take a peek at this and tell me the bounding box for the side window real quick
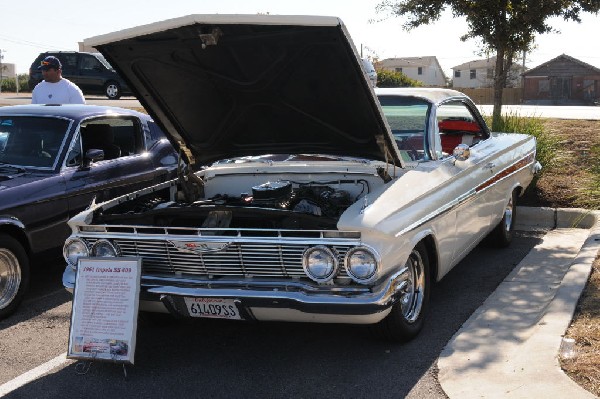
[147,121,168,149]
[59,54,78,74]
[437,101,488,156]
[65,134,82,167]
[66,117,144,165]
[80,55,103,71]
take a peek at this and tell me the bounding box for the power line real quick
[0,33,65,50]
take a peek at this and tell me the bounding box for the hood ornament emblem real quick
[168,241,231,254]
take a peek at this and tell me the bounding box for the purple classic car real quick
[0,105,177,318]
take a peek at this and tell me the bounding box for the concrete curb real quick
[516,206,599,230]
[438,206,600,398]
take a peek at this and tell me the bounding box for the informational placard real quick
[67,257,141,364]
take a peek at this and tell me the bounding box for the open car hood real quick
[84,15,402,167]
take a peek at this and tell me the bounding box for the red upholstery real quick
[438,119,481,133]
[440,135,462,154]
[439,119,481,154]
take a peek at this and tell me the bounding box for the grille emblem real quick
[168,241,231,254]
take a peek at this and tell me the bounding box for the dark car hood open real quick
[84,15,402,167]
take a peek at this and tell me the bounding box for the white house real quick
[452,57,524,88]
[378,56,447,87]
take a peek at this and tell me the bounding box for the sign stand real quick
[67,257,142,367]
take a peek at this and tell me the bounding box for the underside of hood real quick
[85,15,401,167]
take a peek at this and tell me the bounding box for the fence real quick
[458,88,523,105]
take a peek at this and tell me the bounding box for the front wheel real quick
[104,81,122,100]
[371,242,430,342]
[0,234,30,319]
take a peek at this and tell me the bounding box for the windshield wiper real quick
[0,162,26,173]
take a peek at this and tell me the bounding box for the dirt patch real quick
[561,259,600,397]
[520,119,600,208]
[532,118,600,396]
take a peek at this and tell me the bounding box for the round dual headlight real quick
[302,246,338,283]
[63,238,90,268]
[345,247,379,284]
[91,239,119,257]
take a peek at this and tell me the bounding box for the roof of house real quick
[522,54,600,76]
[452,57,497,70]
[379,56,439,68]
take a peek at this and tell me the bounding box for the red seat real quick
[439,119,481,154]
[438,119,481,133]
[440,135,462,154]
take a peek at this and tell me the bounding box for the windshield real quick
[0,116,70,168]
[377,95,431,161]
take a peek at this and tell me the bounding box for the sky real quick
[1,0,599,77]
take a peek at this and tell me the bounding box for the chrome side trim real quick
[0,217,25,230]
[395,152,536,237]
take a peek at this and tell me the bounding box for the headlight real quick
[91,239,119,257]
[302,246,338,283]
[63,238,90,269]
[345,247,379,284]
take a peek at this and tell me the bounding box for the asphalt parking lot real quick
[0,231,543,399]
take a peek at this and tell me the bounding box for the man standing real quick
[31,56,85,104]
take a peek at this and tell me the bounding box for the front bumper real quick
[63,266,409,324]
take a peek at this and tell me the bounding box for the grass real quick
[485,112,562,174]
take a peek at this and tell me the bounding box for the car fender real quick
[0,216,30,252]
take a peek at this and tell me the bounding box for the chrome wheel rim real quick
[400,249,425,323]
[0,249,21,310]
[106,84,119,98]
[503,195,514,233]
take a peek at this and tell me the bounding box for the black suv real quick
[28,51,132,99]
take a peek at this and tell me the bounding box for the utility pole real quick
[0,49,4,94]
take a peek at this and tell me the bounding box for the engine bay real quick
[97,178,373,230]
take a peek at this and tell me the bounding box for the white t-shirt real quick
[31,78,86,104]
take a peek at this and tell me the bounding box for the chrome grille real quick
[91,238,354,279]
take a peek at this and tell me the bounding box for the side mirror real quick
[81,149,104,169]
[453,143,471,161]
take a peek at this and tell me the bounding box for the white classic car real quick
[62,14,540,341]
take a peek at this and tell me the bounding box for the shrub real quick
[376,70,423,88]
[0,74,31,93]
[484,112,559,173]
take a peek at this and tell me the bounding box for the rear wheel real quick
[104,81,121,99]
[371,242,430,342]
[0,234,30,319]
[489,189,518,248]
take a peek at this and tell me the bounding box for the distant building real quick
[0,62,16,79]
[522,54,600,105]
[452,57,524,89]
[378,56,447,87]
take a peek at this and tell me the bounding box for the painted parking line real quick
[0,353,73,397]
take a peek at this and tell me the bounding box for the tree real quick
[377,69,424,87]
[376,0,600,130]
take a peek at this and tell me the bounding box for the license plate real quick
[183,297,242,320]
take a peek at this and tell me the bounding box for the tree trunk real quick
[492,48,505,131]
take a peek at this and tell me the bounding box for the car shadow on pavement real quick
[2,232,543,399]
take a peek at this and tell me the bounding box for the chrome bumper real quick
[63,266,409,323]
